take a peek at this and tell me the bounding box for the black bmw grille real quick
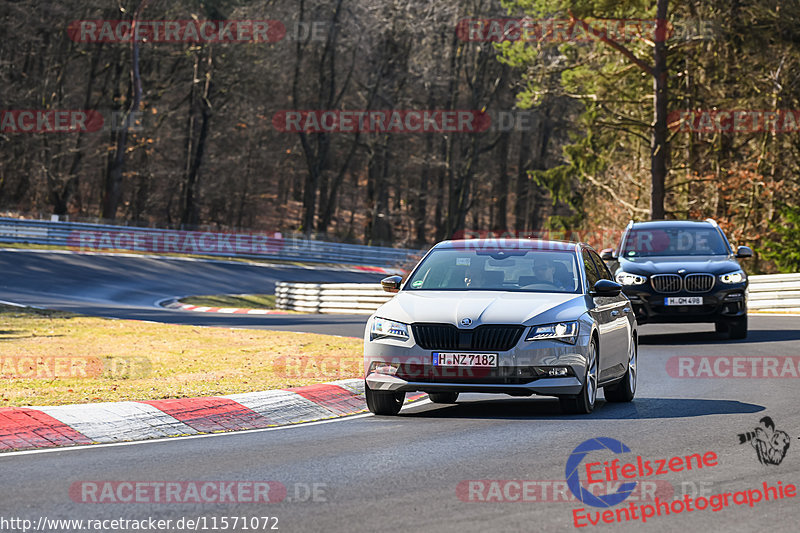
[651,274,681,293]
[684,273,715,293]
[411,324,524,351]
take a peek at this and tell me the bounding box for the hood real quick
[373,290,586,326]
[617,255,742,276]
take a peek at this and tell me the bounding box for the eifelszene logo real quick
[566,437,719,508]
[566,437,637,508]
[738,417,790,466]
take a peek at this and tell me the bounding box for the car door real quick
[588,249,631,380]
[581,249,622,381]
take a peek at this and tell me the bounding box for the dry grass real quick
[179,294,278,309]
[0,305,363,407]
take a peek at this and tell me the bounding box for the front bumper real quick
[364,334,591,397]
[623,284,747,324]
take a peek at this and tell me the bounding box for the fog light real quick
[532,366,572,377]
[370,362,399,376]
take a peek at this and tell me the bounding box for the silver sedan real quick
[363,239,638,415]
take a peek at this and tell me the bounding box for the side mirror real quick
[600,248,616,261]
[736,246,753,259]
[381,275,403,293]
[591,279,622,297]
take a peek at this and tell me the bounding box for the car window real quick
[582,250,601,290]
[589,250,613,281]
[405,248,580,293]
[621,226,730,257]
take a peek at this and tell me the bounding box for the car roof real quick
[435,239,581,252]
[629,219,716,230]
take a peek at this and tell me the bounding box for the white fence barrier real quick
[275,282,395,315]
[276,274,800,315]
[748,274,800,312]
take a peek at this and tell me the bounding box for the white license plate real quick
[664,296,703,306]
[432,353,498,367]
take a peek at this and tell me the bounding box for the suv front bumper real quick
[623,284,747,324]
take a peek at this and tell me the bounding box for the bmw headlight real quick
[615,272,647,286]
[719,270,746,284]
[370,317,409,341]
[526,321,579,344]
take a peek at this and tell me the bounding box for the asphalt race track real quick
[0,249,381,337]
[1,249,799,532]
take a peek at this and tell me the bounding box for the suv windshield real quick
[621,226,730,257]
[405,249,580,293]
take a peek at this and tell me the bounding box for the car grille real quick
[684,273,715,293]
[411,324,524,352]
[650,274,682,293]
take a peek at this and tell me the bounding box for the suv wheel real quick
[560,339,597,414]
[365,382,405,415]
[605,336,637,402]
[728,316,748,340]
[429,392,459,404]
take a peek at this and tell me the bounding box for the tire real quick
[728,316,748,339]
[365,383,405,415]
[560,338,598,415]
[428,392,459,404]
[604,336,637,403]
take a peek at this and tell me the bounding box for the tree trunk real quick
[650,0,669,220]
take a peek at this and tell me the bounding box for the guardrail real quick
[0,217,422,268]
[276,274,800,315]
[748,274,800,312]
[275,282,394,315]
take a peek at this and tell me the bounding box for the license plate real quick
[664,296,703,306]
[432,353,498,367]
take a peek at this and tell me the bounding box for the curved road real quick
[1,249,799,532]
[0,249,382,337]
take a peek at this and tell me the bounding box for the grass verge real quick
[0,305,362,407]
[178,294,278,309]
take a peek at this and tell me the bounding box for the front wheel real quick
[365,383,405,415]
[560,339,598,415]
[428,392,459,404]
[728,316,748,340]
[604,336,637,403]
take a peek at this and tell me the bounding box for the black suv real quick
[601,219,752,339]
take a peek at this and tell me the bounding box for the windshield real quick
[405,249,581,293]
[621,227,730,257]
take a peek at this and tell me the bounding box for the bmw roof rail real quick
[704,218,719,227]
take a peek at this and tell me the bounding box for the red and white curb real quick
[166,301,290,315]
[0,379,424,452]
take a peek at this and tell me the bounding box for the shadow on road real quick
[639,329,800,345]
[401,397,764,420]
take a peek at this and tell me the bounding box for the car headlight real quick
[370,317,409,341]
[719,270,746,284]
[526,321,579,344]
[615,272,647,286]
